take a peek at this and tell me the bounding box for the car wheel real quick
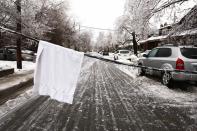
[138,64,145,76]
[114,56,116,60]
[195,82,197,86]
[162,72,173,88]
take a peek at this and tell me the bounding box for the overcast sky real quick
[69,0,125,32]
[69,0,197,39]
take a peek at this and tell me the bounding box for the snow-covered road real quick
[0,57,197,131]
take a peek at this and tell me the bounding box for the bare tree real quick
[115,0,197,50]
[77,31,92,52]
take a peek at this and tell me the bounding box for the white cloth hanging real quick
[34,41,84,104]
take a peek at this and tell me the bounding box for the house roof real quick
[138,6,197,45]
[178,5,197,26]
[138,35,168,44]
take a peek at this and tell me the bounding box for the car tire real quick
[162,72,174,88]
[114,56,116,60]
[3,54,6,60]
[138,64,145,76]
[195,82,197,86]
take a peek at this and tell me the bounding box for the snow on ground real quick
[103,53,139,65]
[115,64,197,106]
[0,88,35,118]
[0,57,98,118]
[0,60,35,74]
[115,64,138,79]
[115,63,197,121]
[80,57,98,73]
[87,52,103,57]
[1,56,197,122]
[138,76,197,105]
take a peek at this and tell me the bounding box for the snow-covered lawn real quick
[0,60,35,74]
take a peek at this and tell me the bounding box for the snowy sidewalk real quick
[0,70,34,92]
[0,70,34,104]
[0,61,35,104]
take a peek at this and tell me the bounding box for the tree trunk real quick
[16,0,22,69]
[132,32,138,56]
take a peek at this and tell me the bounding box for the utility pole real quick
[16,0,22,69]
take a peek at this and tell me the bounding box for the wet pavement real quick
[0,58,197,131]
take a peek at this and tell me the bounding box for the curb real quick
[0,68,14,78]
[0,77,33,104]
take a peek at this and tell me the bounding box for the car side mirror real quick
[143,54,148,57]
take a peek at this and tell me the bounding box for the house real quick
[138,23,174,51]
[139,5,197,51]
[170,5,197,46]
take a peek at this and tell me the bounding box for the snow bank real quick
[138,76,197,104]
[0,60,35,74]
[115,64,197,121]
[88,52,103,57]
[115,64,138,79]
[115,63,197,106]
[80,57,98,73]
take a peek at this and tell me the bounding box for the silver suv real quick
[138,45,197,87]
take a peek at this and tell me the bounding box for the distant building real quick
[139,5,197,51]
[159,24,173,36]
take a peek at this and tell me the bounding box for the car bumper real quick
[171,72,197,81]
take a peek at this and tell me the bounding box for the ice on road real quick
[0,57,197,131]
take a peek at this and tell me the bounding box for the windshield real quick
[180,48,197,59]
[119,50,129,54]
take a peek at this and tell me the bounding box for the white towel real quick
[34,41,84,104]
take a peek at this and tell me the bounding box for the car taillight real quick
[176,58,184,70]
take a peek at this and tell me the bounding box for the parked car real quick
[100,50,109,56]
[0,48,17,61]
[0,47,34,61]
[114,50,132,60]
[138,45,197,87]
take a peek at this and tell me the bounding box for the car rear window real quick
[180,48,197,59]
[120,51,129,54]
